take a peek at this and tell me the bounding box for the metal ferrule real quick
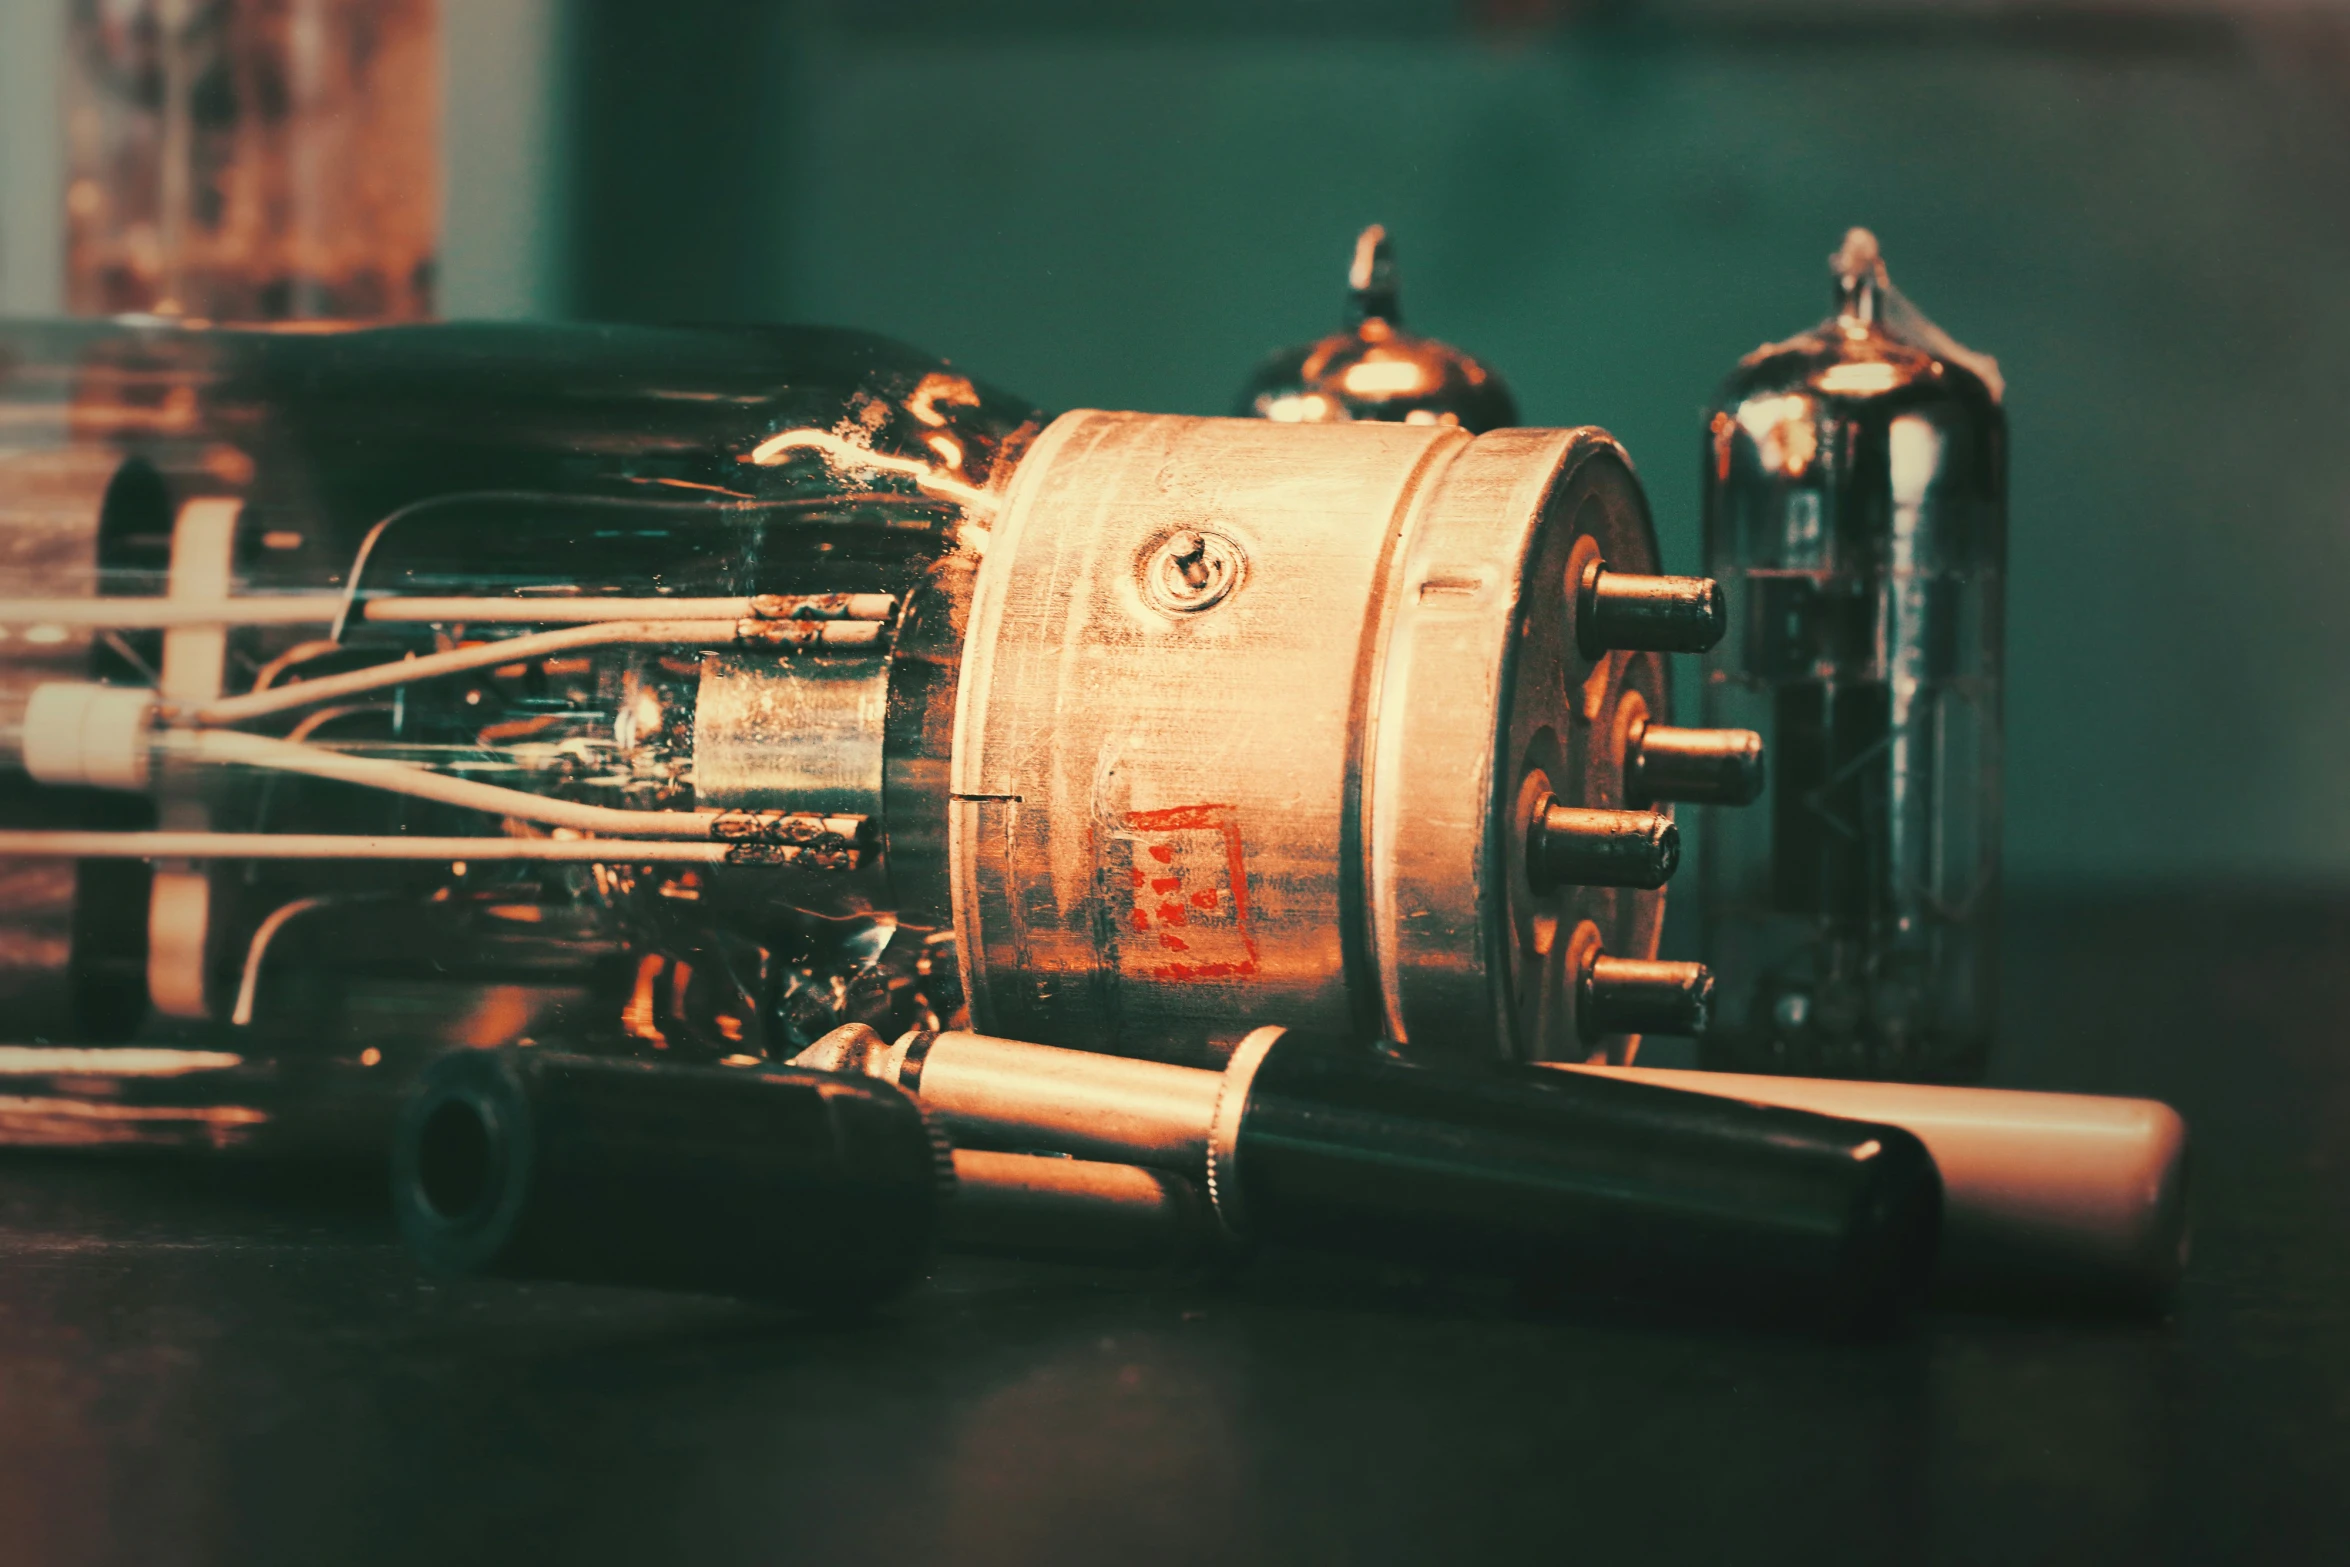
[793,1021,1286,1241]
[890,1029,1227,1171]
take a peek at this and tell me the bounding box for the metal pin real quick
[1582,953,1715,1038]
[1576,558,1727,658]
[1527,797,1678,891]
[1626,721,1765,806]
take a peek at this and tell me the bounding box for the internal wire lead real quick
[0,832,746,863]
[0,591,897,634]
[191,619,741,725]
[158,729,864,844]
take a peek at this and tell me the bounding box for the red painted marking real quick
[1111,803,1261,983]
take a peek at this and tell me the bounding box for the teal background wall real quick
[8,0,2350,893]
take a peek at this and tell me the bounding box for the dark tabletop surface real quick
[1,890,2344,1566]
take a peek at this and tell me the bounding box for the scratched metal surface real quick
[0,891,2342,1566]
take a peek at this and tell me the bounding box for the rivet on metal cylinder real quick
[1527,797,1679,891]
[1576,557,1727,658]
[1582,953,1715,1039]
[1626,719,1766,807]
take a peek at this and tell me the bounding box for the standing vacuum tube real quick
[1698,229,2006,1081]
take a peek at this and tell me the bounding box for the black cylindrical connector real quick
[1229,1040,1942,1331]
[1626,722,1765,807]
[1528,799,1679,891]
[1577,558,1728,658]
[392,1049,949,1308]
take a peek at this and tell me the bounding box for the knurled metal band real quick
[1204,1026,1286,1242]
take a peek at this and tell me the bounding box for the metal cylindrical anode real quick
[692,654,891,818]
[952,413,1679,1067]
[392,1049,949,1307]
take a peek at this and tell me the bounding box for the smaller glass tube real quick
[1697,233,2006,1081]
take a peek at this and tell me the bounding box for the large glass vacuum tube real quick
[0,315,1745,1150]
[1698,230,2006,1081]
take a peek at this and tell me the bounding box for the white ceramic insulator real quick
[20,683,158,790]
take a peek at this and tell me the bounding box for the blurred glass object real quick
[64,0,439,322]
[1698,229,2005,1082]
